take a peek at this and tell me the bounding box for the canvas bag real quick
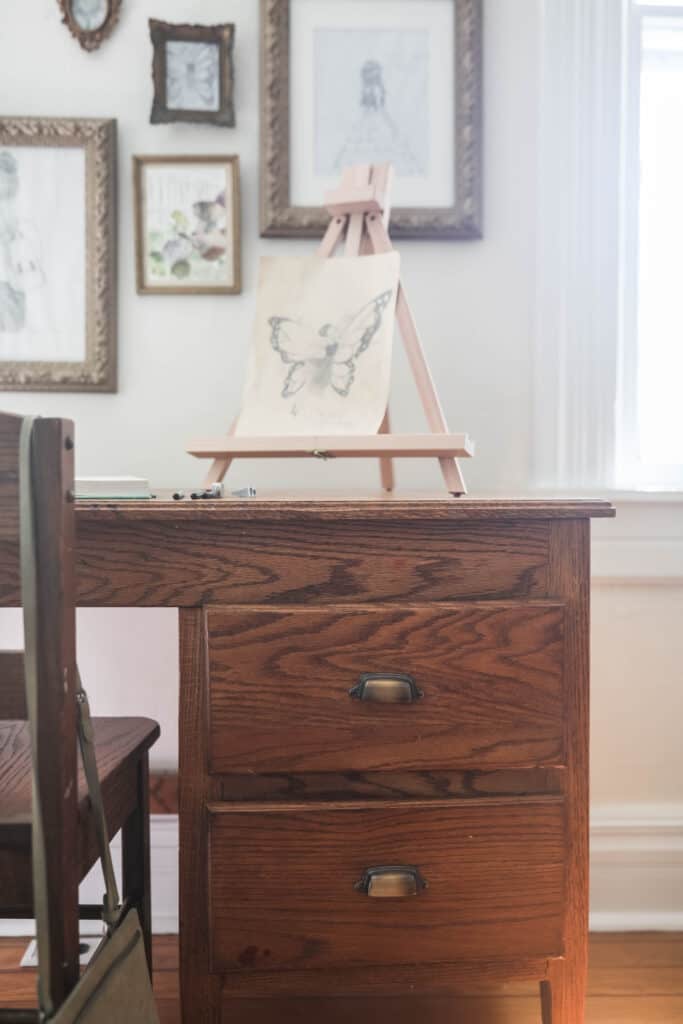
[20,417,159,1024]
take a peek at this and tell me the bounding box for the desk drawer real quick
[208,797,566,974]
[206,603,565,773]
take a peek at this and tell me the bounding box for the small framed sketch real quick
[260,0,482,239]
[58,0,123,51]
[0,117,117,392]
[134,155,241,295]
[149,20,235,127]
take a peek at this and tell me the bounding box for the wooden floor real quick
[1,933,682,1022]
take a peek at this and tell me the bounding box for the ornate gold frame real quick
[133,154,242,296]
[0,117,117,392]
[57,0,123,53]
[260,0,483,240]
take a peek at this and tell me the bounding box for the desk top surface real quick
[74,491,615,523]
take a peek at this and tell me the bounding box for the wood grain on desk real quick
[72,490,616,522]
[207,797,566,976]
[0,494,613,609]
[206,602,566,773]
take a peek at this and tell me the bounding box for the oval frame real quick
[58,0,123,52]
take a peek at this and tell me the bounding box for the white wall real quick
[0,0,541,765]
[0,0,538,494]
[1,0,681,927]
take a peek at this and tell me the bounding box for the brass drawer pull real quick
[349,673,423,704]
[354,866,428,898]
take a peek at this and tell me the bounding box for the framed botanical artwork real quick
[133,155,241,295]
[0,117,117,392]
[57,0,123,51]
[260,0,482,240]
[149,20,236,127]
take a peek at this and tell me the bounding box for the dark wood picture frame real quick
[57,0,123,52]
[0,117,117,392]
[133,154,242,296]
[149,19,236,127]
[260,0,483,240]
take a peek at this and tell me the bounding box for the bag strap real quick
[20,417,121,1020]
[75,675,121,928]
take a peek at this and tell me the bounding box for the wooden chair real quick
[0,411,159,1019]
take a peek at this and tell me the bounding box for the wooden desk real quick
[0,494,614,1023]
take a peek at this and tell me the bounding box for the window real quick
[619,0,683,489]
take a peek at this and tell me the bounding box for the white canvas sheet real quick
[237,252,400,436]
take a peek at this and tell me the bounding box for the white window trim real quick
[534,0,626,491]
[617,2,683,491]
[534,0,683,495]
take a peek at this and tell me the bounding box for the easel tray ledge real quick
[186,434,474,461]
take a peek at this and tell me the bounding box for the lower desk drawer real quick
[208,797,566,975]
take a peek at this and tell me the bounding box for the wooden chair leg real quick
[122,754,152,978]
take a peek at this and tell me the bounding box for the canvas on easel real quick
[237,251,399,437]
[187,163,473,495]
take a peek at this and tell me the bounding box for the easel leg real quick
[318,214,346,258]
[202,418,238,488]
[439,457,466,496]
[378,409,395,491]
[203,456,233,488]
[365,215,467,496]
[341,173,396,494]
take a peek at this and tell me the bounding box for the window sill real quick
[602,490,683,504]
[481,489,683,583]
[591,496,683,584]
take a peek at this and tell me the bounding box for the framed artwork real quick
[0,117,117,392]
[133,155,241,295]
[260,0,482,240]
[149,20,236,127]
[58,0,123,51]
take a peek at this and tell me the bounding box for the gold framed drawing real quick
[0,116,117,392]
[260,0,483,240]
[133,155,241,296]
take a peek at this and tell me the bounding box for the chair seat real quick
[0,717,159,914]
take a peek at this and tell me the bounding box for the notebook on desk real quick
[74,477,152,500]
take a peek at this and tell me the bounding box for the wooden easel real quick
[188,163,473,495]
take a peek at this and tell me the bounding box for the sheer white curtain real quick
[533,0,627,489]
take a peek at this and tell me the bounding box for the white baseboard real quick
[589,805,683,931]
[3,807,682,938]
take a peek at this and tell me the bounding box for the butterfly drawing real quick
[268,289,394,400]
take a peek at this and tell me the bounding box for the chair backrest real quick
[0,410,80,1007]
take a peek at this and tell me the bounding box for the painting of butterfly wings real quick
[237,253,400,437]
[268,288,394,400]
